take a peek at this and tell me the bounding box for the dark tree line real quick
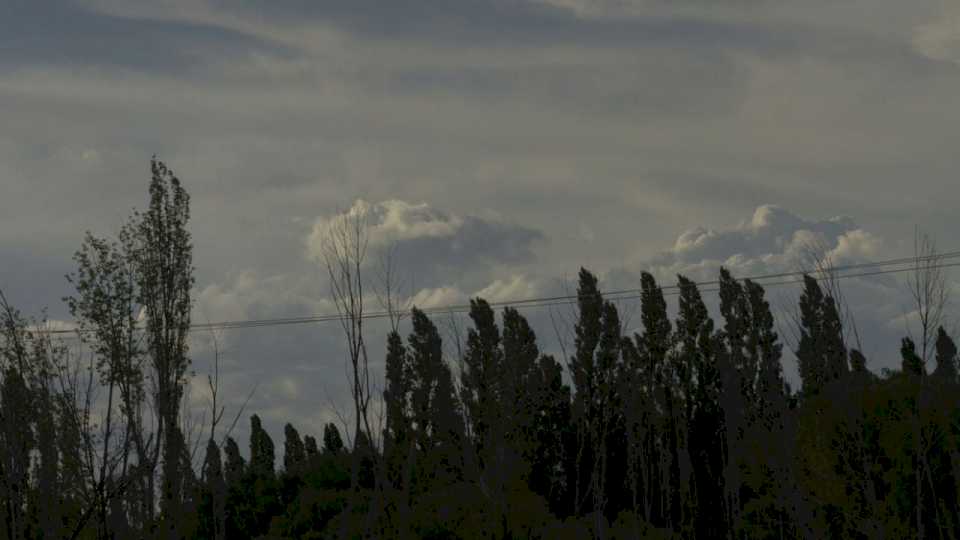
[1,160,959,538]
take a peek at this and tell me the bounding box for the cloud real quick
[307,200,463,254]
[4,0,960,453]
[78,0,938,73]
[646,204,864,275]
[306,199,545,291]
[604,205,952,383]
[403,274,544,309]
[475,275,543,303]
[1,1,292,73]
[410,286,467,309]
[913,4,960,64]
[195,270,331,324]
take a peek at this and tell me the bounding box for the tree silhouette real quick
[7,158,960,538]
[284,423,306,473]
[323,423,345,456]
[933,327,958,382]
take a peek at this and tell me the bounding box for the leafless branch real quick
[906,228,949,366]
[220,383,258,447]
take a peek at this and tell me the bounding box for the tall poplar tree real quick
[796,275,848,397]
[676,275,725,537]
[568,268,623,531]
[133,158,195,531]
[407,308,463,488]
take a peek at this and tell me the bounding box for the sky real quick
[2,0,960,451]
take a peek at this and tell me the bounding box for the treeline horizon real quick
[1,160,958,539]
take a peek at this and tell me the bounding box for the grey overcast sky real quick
[2,0,959,447]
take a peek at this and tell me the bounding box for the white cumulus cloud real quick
[607,205,943,379]
[305,199,544,292]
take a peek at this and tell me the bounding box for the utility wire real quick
[41,250,960,338]
[183,252,960,330]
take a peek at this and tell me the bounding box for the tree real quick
[901,337,925,378]
[460,298,502,476]
[1,290,96,539]
[304,435,319,457]
[933,327,958,382]
[715,267,751,533]
[499,306,545,476]
[223,437,245,487]
[566,268,623,535]
[740,279,794,537]
[64,230,146,536]
[0,309,36,540]
[850,349,869,375]
[319,202,376,492]
[567,268,603,519]
[382,329,413,503]
[796,275,848,398]
[222,436,252,538]
[675,275,724,537]
[407,307,463,487]
[284,423,306,472]
[636,271,680,531]
[250,414,276,478]
[247,415,279,537]
[457,300,547,535]
[132,158,195,533]
[744,279,787,419]
[528,353,572,517]
[201,439,226,540]
[906,230,949,368]
[323,423,345,455]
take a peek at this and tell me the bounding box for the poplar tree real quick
[460,298,502,479]
[716,268,749,532]
[201,439,226,540]
[676,275,724,537]
[796,275,848,397]
[528,353,571,516]
[223,437,245,487]
[500,306,544,477]
[284,424,306,472]
[407,308,463,487]
[933,327,958,382]
[250,414,276,478]
[568,268,623,531]
[323,423,345,456]
[638,271,679,530]
[133,158,195,531]
[304,435,319,457]
[901,337,925,377]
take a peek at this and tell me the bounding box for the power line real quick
[41,250,960,338]
[172,251,960,330]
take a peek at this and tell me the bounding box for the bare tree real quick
[906,229,949,368]
[901,229,951,540]
[319,204,377,494]
[373,241,411,335]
